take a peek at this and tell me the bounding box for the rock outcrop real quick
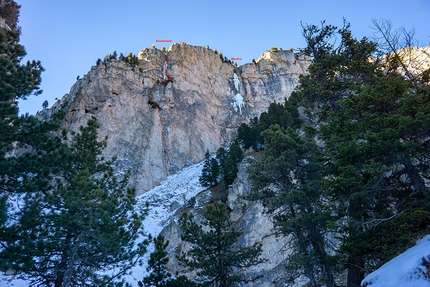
[158,157,292,287]
[38,43,310,194]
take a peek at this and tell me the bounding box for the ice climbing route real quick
[232,93,244,114]
[232,73,245,114]
[144,53,173,175]
[233,73,240,90]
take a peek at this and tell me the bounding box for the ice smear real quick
[233,73,240,90]
[232,93,245,114]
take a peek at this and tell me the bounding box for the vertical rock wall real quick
[39,43,311,194]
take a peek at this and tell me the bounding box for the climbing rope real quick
[145,54,173,175]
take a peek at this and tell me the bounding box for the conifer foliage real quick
[237,100,302,151]
[142,235,172,287]
[199,142,244,188]
[1,120,148,287]
[141,235,196,287]
[296,19,430,287]
[247,125,336,287]
[178,201,264,287]
[244,19,430,287]
[199,150,219,188]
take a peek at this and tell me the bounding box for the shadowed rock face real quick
[159,158,294,287]
[39,43,311,195]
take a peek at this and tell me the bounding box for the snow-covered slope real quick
[125,160,206,284]
[361,235,430,287]
[0,161,206,287]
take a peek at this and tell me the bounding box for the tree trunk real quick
[346,197,365,287]
[347,261,364,287]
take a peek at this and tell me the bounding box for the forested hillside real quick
[236,20,430,287]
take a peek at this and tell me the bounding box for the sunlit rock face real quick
[38,43,311,194]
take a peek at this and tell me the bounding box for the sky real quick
[16,0,430,115]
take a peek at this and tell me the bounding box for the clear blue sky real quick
[16,0,430,115]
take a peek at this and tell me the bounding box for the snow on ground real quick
[136,161,205,237]
[0,161,206,287]
[124,160,206,284]
[361,234,430,287]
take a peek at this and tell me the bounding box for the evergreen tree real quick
[248,125,336,287]
[178,201,264,287]
[0,0,52,256]
[237,121,260,150]
[294,19,430,286]
[227,140,243,165]
[199,150,219,187]
[1,120,149,287]
[237,99,302,151]
[141,235,196,287]
[217,142,243,186]
[141,235,172,287]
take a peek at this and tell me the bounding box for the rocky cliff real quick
[39,43,310,194]
[159,158,294,287]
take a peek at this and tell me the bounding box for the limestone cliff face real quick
[39,43,310,194]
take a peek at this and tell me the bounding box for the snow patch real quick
[361,234,430,287]
[123,160,205,285]
[1,161,206,287]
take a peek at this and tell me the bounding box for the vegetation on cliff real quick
[241,19,430,287]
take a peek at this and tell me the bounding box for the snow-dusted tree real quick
[1,120,149,287]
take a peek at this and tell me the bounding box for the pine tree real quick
[1,120,149,287]
[294,19,430,286]
[227,140,243,165]
[216,142,242,187]
[237,99,302,151]
[178,201,265,287]
[141,235,172,287]
[0,0,50,259]
[199,150,219,187]
[141,235,196,287]
[247,125,336,287]
[237,122,259,150]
